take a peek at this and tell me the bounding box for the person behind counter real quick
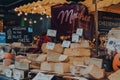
[32,32,52,53]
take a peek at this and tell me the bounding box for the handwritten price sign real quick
[46,42,55,50]
[76,28,83,36]
[62,40,71,48]
[47,29,57,37]
[72,33,79,42]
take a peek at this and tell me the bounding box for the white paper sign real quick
[106,37,120,52]
[72,33,79,42]
[46,42,55,50]
[62,40,71,48]
[59,55,67,61]
[13,70,21,80]
[5,69,12,77]
[32,72,54,80]
[76,28,83,36]
[47,29,57,37]
[0,49,5,59]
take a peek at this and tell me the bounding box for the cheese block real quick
[15,61,29,70]
[54,63,70,73]
[40,62,55,72]
[79,40,90,48]
[69,57,90,66]
[47,53,68,62]
[3,59,12,66]
[108,69,120,80]
[89,58,103,68]
[41,43,48,53]
[64,48,91,57]
[82,65,105,79]
[27,54,39,61]
[70,41,90,49]
[70,43,81,49]
[41,43,63,54]
[35,54,47,62]
[30,61,40,69]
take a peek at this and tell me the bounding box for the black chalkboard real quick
[5,27,33,43]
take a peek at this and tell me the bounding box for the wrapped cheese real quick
[70,41,90,49]
[69,57,90,66]
[35,54,47,62]
[15,61,29,70]
[40,62,55,72]
[81,65,105,79]
[27,54,39,61]
[108,69,120,80]
[64,48,91,57]
[54,63,70,73]
[47,53,68,62]
[88,58,103,68]
[41,43,63,54]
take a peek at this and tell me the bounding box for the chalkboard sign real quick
[5,27,33,43]
[0,32,6,43]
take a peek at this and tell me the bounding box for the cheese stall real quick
[0,0,120,80]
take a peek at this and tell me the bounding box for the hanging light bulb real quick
[29,20,32,24]
[24,18,27,21]
[40,17,43,20]
[49,15,52,18]
[17,13,21,16]
[25,13,28,15]
[46,15,49,18]
[19,12,22,15]
[33,20,37,23]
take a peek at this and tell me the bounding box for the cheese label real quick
[72,33,79,42]
[13,70,21,80]
[76,28,83,36]
[46,42,55,50]
[5,69,12,77]
[62,40,71,48]
[32,72,54,80]
[47,29,57,37]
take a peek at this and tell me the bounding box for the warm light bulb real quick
[25,13,28,15]
[46,15,49,18]
[40,17,43,20]
[24,18,27,21]
[34,20,37,23]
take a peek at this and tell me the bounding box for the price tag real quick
[72,33,79,42]
[32,72,54,80]
[76,28,83,36]
[46,42,55,50]
[47,29,57,37]
[13,70,21,80]
[62,40,71,48]
[5,69,12,77]
[0,49,5,59]
[106,37,120,52]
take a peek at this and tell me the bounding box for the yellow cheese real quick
[108,69,120,80]
[35,54,47,62]
[54,63,70,74]
[64,48,91,57]
[40,62,55,72]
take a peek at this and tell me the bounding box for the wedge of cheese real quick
[108,69,120,80]
[54,63,70,74]
[82,65,105,79]
[47,53,68,62]
[35,54,47,62]
[88,58,103,68]
[64,48,91,57]
[41,43,63,54]
[40,62,55,72]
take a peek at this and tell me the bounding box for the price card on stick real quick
[72,33,79,42]
[46,42,55,50]
[47,29,57,37]
[76,28,83,36]
[5,69,12,77]
[62,40,71,48]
